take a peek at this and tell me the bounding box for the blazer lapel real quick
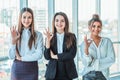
[53,34,58,54]
[63,33,66,52]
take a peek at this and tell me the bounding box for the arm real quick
[91,39,115,70]
[98,40,115,70]
[57,34,77,61]
[44,47,51,60]
[43,28,53,60]
[21,32,44,61]
[9,44,16,59]
[80,42,93,66]
[9,26,20,59]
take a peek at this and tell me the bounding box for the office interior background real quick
[0,0,120,80]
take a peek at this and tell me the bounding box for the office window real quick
[0,0,20,79]
[78,0,96,44]
[55,0,72,31]
[78,0,96,78]
[28,0,48,33]
[28,0,48,80]
[101,0,119,75]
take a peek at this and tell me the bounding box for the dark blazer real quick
[44,33,78,79]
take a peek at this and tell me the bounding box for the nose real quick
[25,18,28,21]
[58,21,61,25]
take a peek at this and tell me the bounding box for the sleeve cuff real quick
[11,44,16,49]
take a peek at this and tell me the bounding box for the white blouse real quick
[9,28,44,61]
[80,37,115,79]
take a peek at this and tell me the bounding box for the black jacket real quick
[44,33,78,79]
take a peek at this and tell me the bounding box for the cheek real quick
[98,28,102,31]
[90,28,94,32]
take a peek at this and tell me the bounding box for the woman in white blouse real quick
[80,14,115,80]
[9,7,43,80]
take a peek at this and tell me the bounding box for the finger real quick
[10,27,12,32]
[45,28,48,33]
[17,32,20,39]
[43,31,47,36]
[84,35,87,42]
[14,26,16,31]
[50,33,53,38]
[48,27,50,32]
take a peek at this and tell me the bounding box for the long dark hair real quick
[17,7,36,50]
[51,12,75,49]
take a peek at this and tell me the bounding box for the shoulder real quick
[35,31,43,38]
[102,37,113,44]
[102,37,112,42]
[66,32,76,38]
[35,31,42,36]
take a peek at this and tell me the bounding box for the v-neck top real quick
[80,37,115,79]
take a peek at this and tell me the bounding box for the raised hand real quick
[84,35,92,55]
[43,28,53,48]
[10,26,20,44]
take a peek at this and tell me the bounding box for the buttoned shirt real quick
[9,28,44,61]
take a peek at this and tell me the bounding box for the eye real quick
[55,19,59,22]
[92,25,96,28]
[28,16,32,19]
[23,16,26,19]
[61,19,65,22]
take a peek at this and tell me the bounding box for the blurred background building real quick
[0,0,120,80]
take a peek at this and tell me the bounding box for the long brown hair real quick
[17,7,36,49]
[51,12,75,48]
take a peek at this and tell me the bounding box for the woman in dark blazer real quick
[44,12,78,80]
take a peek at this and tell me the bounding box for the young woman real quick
[9,7,43,80]
[44,12,78,80]
[80,14,115,80]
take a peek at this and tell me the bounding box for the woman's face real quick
[21,11,32,28]
[89,21,102,36]
[55,15,65,33]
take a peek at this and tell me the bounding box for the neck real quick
[57,30,64,34]
[91,35,101,40]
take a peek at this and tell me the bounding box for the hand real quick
[15,51,21,61]
[10,26,20,44]
[44,27,53,41]
[84,35,92,55]
[50,50,58,59]
[43,28,53,48]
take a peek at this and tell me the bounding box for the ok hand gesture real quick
[84,35,92,55]
[10,26,20,44]
[44,28,53,48]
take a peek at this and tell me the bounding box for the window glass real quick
[0,0,20,79]
[101,0,119,75]
[55,0,72,31]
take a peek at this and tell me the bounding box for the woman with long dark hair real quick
[44,12,78,80]
[9,7,43,80]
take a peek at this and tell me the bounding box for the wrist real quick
[54,55,58,59]
[84,49,89,55]
[12,40,16,44]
